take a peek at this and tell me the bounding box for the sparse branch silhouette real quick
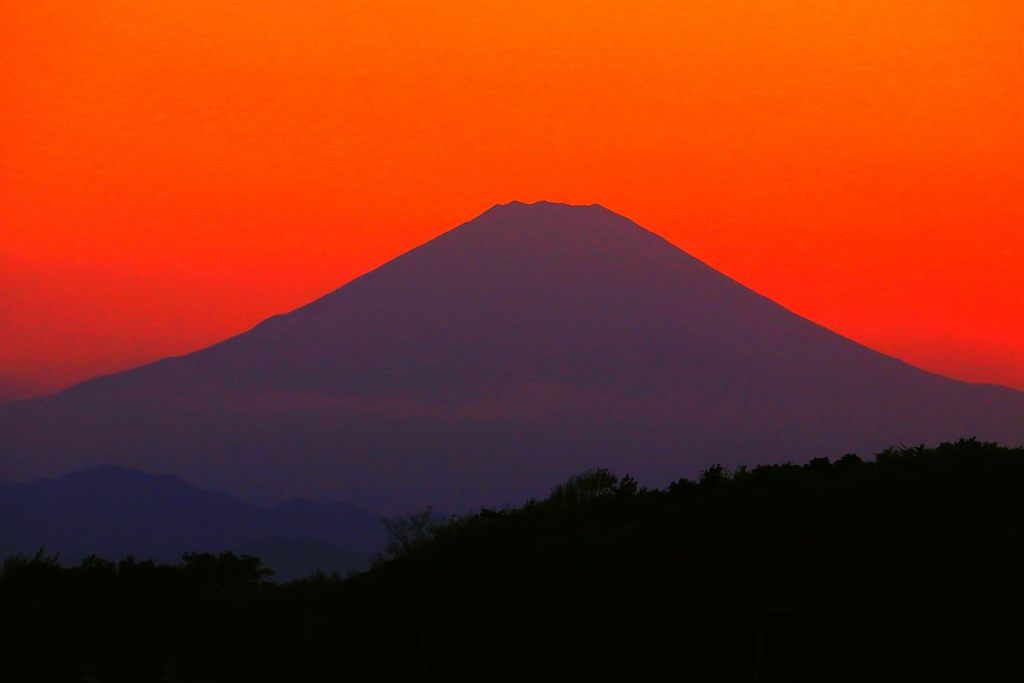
[374,505,440,565]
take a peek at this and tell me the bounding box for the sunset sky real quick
[2,0,1022,400]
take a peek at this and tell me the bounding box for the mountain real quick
[0,465,385,581]
[0,377,44,405]
[232,537,369,582]
[1,201,1022,512]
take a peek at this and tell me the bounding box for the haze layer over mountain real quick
[2,202,1022,511]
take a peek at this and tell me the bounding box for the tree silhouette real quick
[374,505,439,565]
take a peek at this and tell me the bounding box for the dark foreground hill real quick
[3,440,1022,682]
[0,466,386,581]
[2,202,1023,511]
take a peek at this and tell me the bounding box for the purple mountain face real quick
[2,201,1022,512]
[0,377,44,405]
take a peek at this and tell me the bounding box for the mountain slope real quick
[0,377,44,405]
[1,201,1022,511]
[0,465,384,580]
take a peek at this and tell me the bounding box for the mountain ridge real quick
[0,465,385,581]
[1,201,1021,512]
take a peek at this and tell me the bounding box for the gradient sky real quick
[2,1,1022,400]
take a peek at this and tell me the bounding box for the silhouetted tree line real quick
[3,438,1023,682]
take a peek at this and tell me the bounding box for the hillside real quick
[3,439,1022,682]
[1,202,1022,511]
[0,466,385,580]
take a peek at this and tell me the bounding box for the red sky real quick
[2,1,1023,400]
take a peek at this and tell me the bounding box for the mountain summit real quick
[2,202,1022,511]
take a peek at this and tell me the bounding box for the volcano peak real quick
[1,203,1021,512]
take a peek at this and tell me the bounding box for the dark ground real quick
[3,438,1022,682]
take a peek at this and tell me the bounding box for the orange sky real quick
[2,1,1023,399]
